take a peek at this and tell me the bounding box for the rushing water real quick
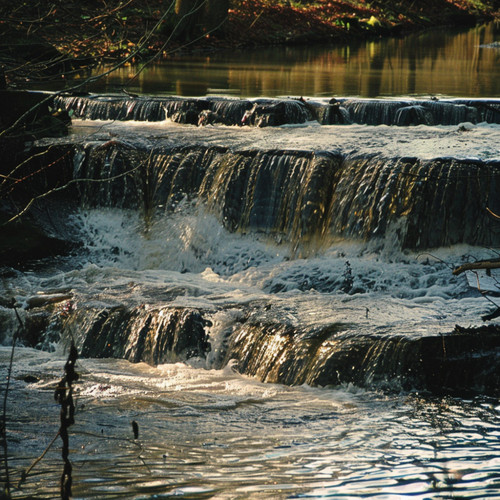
[2,194,500,498]
[86,22,500,98]
[2,24,500,499]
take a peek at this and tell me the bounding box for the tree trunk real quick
[175,0,228,40]
[204,0,229,36]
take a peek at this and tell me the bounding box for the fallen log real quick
[452,258,500,276]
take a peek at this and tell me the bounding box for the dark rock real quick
[198,109,227,126]
[241,100,309,127]
[19,374,40,383]
[0,90,70,139]
[171,108,200,125]
[0,221,75,267]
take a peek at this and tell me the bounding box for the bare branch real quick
[3,152,143,225]
[452,259,500,276]
[487,207,500,220]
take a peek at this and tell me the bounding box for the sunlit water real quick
[2,205,500,499]
[2,22,500,496]
[81,22,500,98]
[3,346,500,499]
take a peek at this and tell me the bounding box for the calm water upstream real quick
[86,22,500,98]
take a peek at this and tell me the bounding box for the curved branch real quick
[487,207,500,220]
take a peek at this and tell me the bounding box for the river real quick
[88,22,500,98]
[1,23,500,500]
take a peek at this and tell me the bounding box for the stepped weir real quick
[54,94,500,126]
[1,94,500,396]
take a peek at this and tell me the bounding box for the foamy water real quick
[72,117,500,161]
[2,112,500,497]
[2,344,499,499]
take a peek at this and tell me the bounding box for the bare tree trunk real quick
[175,0,228,40]
[204,0,229,36]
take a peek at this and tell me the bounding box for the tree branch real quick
[452,258,500,276]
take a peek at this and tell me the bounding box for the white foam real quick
[72,119,500,161]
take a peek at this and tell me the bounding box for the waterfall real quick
[2,93,499,399]
[54,94,500,125]
[63,304,210,364]
[11,294,500,396]
[342,100,480,126]
[217,320,500,394]
[71,140,500,250]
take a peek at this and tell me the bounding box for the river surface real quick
[2,346,500,499]
[86,22,500,98]
[2,23,500,500]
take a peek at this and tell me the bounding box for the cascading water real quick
[54,94,500,126]
[1,94,500,499]
[64,136,500,251]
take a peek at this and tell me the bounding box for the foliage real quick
[0,0,497,88]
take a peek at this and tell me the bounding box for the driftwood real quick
[26,293,73,309]
[452,258,500,276]
[453,253,500,321]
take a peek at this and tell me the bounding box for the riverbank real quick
[1,1,499,89]
[224,0,499,51]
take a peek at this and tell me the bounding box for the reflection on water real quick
[87,22,500,98]
[4,349,500,499]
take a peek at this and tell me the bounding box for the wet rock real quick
[301,98,350,125]
[165,98,210,124]
[18,374,40,383]
[20,310,51,347]
[0,221,75,267]
[170,107,200,125]
[241,99,309,127]
[198,109,227,126]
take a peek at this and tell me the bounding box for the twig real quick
[486,207,500,220]
[3,156,143,225]
[0,0,180,141]
[17,431,61,488]
[89,0,135,23]
[1,302,24,497]
[247,9,264,31]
